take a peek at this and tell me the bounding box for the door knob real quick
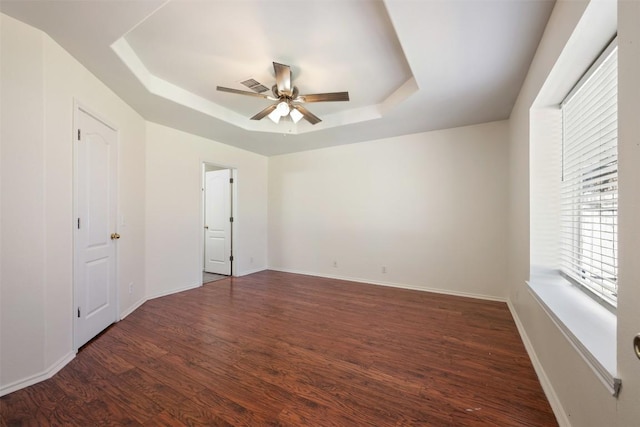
[204,226,209,229]
[110,233,121,240]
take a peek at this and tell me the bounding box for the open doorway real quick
[201,163,236,284]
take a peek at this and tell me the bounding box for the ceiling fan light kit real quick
[217,62,350,125]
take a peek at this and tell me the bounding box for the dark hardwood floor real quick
[1,271,557,426]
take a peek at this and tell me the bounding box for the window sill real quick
[527,267,620,397]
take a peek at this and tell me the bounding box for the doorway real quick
[202,163,235,283]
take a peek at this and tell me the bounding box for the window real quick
[528,14,619,395]
[560,40,618,307]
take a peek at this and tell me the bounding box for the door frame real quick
[200,161,237,282]
[72,100,120,351]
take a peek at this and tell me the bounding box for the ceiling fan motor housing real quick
[273,84,298,101]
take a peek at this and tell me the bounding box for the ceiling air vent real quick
[241,79,269,93]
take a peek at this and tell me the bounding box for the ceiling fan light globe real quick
[276,101,290,116]
[268,109,281,124]
[290,108,304,124]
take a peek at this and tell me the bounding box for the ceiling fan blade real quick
[273,62,292,95]
[297,92,350,103]
[250,104,278,120]
[293,105,322,125]
[217,86,271,99]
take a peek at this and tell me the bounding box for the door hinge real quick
[77,307,81,318]
[77,218,81,229]
[77,129,81,141]
[230,216,234,223]
[230,178,234,184]
[230,255,234,262]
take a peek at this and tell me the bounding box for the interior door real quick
[204,169,231,275]
[74,105,118,349]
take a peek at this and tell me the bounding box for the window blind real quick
[560,42,618,307]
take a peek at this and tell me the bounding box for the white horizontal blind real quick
[560,44,618,307]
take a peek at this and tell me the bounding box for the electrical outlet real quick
[382,266,387,274]
[333,261,338,268]
[128,282,134,294]
[250,257,254,264]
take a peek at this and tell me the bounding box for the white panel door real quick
[204,169,231,275]
[74,106,118,349]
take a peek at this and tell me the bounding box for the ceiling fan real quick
[217,62,350,125]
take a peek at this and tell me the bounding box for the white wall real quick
[508,0,640,425]
[0,14,147,394]
[145,122,268,298]
[1,12,46,392]
[268,121,509,300]
[0,13,268,395]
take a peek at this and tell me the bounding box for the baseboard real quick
[237,267,267,276]
[120,271,265,320]
[119,297,147,320]
[0,351,75,397]
[147,281,202,301]
[269,268,507,302]
[507,300,571,427]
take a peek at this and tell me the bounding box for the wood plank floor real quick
[1,271,557,426]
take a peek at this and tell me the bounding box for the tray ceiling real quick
[0,0,555,156]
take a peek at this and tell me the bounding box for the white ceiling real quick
[0,0,555,156]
